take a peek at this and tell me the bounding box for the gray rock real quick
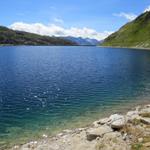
[109,114,126,129]
[126,111,139,122]
[93,118,110,127]
[140,117,150,125]
[99,118,110,125]
[86,125,112,141]
[139,107,150,117]
[122,133,128,140]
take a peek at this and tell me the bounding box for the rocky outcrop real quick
[10,104,150,150]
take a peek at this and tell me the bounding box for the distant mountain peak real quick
[64,36,100,46]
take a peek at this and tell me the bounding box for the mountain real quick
[101,11,150,48]
[64,36,100,46]
[0,26,77,46]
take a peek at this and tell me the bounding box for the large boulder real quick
[109,114,126,130]
[86,125,113,141]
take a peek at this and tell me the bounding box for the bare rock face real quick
[86,125,113,141]
[109,114,126,130]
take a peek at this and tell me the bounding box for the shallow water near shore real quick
[0,46,150,149]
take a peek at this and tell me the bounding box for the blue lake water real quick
[0,46,150,148]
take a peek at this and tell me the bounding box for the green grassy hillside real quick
[0,26,76,46]
[101,11,150,48]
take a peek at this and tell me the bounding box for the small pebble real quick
[122,133,127,140]
[14,145,19,149]
[138,138,143,143]
[42,134,48,138]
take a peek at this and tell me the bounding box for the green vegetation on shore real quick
[0,26,76,46]
[101,11,150,48]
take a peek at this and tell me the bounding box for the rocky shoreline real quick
[99,46,150,51]
[11,104,150,150]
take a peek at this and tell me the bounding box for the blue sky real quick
[1,0,150,40]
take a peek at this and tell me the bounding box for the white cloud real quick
[54,18,64,24]
[113,12,137,21]
[144,5,150,12]
[9,22,113,40]
[114,5,150,22]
